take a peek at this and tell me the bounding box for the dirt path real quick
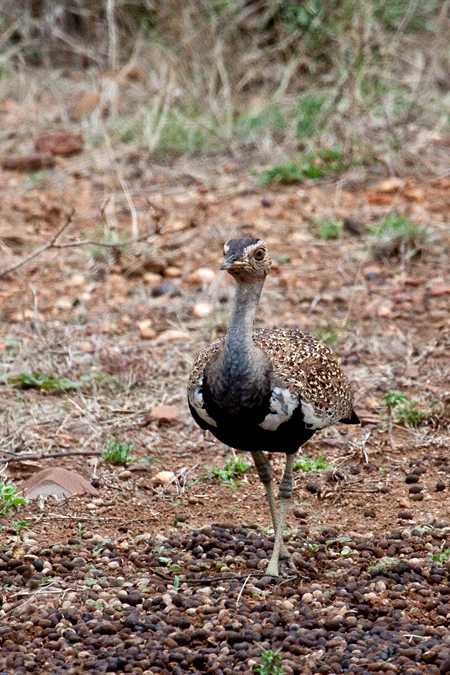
[1,146,450,673]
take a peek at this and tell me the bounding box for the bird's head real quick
[220,237,272,282]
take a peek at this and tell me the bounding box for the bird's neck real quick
[222,280,264,373]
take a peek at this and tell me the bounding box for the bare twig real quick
[0,207,154,278]
[0,210,75,278]
[0,450,101,464]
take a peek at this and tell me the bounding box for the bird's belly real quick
[198,408,315,454]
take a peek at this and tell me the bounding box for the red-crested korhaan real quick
[188,237,359,577]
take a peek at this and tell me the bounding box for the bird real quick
[187,236,359,577]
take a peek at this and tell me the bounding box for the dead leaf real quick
[2,153,55,171]
[71,90,100,120]
[35,130,84,155]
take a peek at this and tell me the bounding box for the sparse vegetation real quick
[254,650,285,675]
[261,148,349,185]
[367,557,399,573]
[294,455,331,472]
[370,214,429,259]
[0,481,28,518]
[205,454,250,487]
[100,438,134,466]
[432,549,450,563]
[314,220,343,241]
[7,372,81,392]
[383,391,426,427]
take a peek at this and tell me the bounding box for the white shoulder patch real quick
[301,400,334,430]
[258,387,298,431]
[188,386,218,428]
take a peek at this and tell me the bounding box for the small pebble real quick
[436,481,446,492]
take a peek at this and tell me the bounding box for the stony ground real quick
[2,94,450,674]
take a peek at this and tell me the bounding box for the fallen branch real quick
[0,210,154,278]
[0,210,75,278]
[0,450,101,464]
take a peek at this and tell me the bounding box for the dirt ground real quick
[2,116,450,674]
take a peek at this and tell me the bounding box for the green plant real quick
[315,220,342,241]
[260,148,349,185]
[367,557,398,572]
[77,522,86,538]
[0,482,28,517]
[205,454,250,487]
[100,437,134,466]
[12,520,33,534]
[253,649,285,675]
[432,549,450,563]
[383,391,425,427]
[370,213,429,259]
[173,575,180,590]
[7,372,81,392]
[293,455,331,472]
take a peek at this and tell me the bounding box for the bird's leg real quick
[265,453,295,578]
[251,451,289,560]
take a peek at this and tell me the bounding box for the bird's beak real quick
[220,257,240,271]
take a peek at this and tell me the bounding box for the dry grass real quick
[0,1,449,167]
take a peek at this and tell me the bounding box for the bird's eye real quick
[253,248,265,261]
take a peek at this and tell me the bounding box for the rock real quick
[376,177,404,193]
[145,405,180,425]
[188,268,216,284]
[343,217,362,236]
[153,471,175,485]
[398,510,413,520]
[2,152,55,171]
[151,280,181,297]
[364,510,376,518]
[436,481,446,492]
[20,467,98,500]
[143,272,162,285]
[35,130,84,155]
[164,266,182,278]
[139,327,157,340]
[193,302,213,318]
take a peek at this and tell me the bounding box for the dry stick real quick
[0,450,101,464]
[0,212,153,278]
[0,210,74,278]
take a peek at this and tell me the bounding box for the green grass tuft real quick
[205,454,250,487]
[314,219,342,240]
[101,438,134,466]
[383,391,426,427]
[261,148,350,185]
[7,372,81,392]
[294,455,331,472]
[253,650,285,675]
[370,213,429,259]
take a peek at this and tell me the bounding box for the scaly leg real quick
[251,451,290,560]
[265,453,295,577]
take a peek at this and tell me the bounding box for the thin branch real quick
[0,207,153,278]
[0,450,101,464]
[0,210,75,278]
